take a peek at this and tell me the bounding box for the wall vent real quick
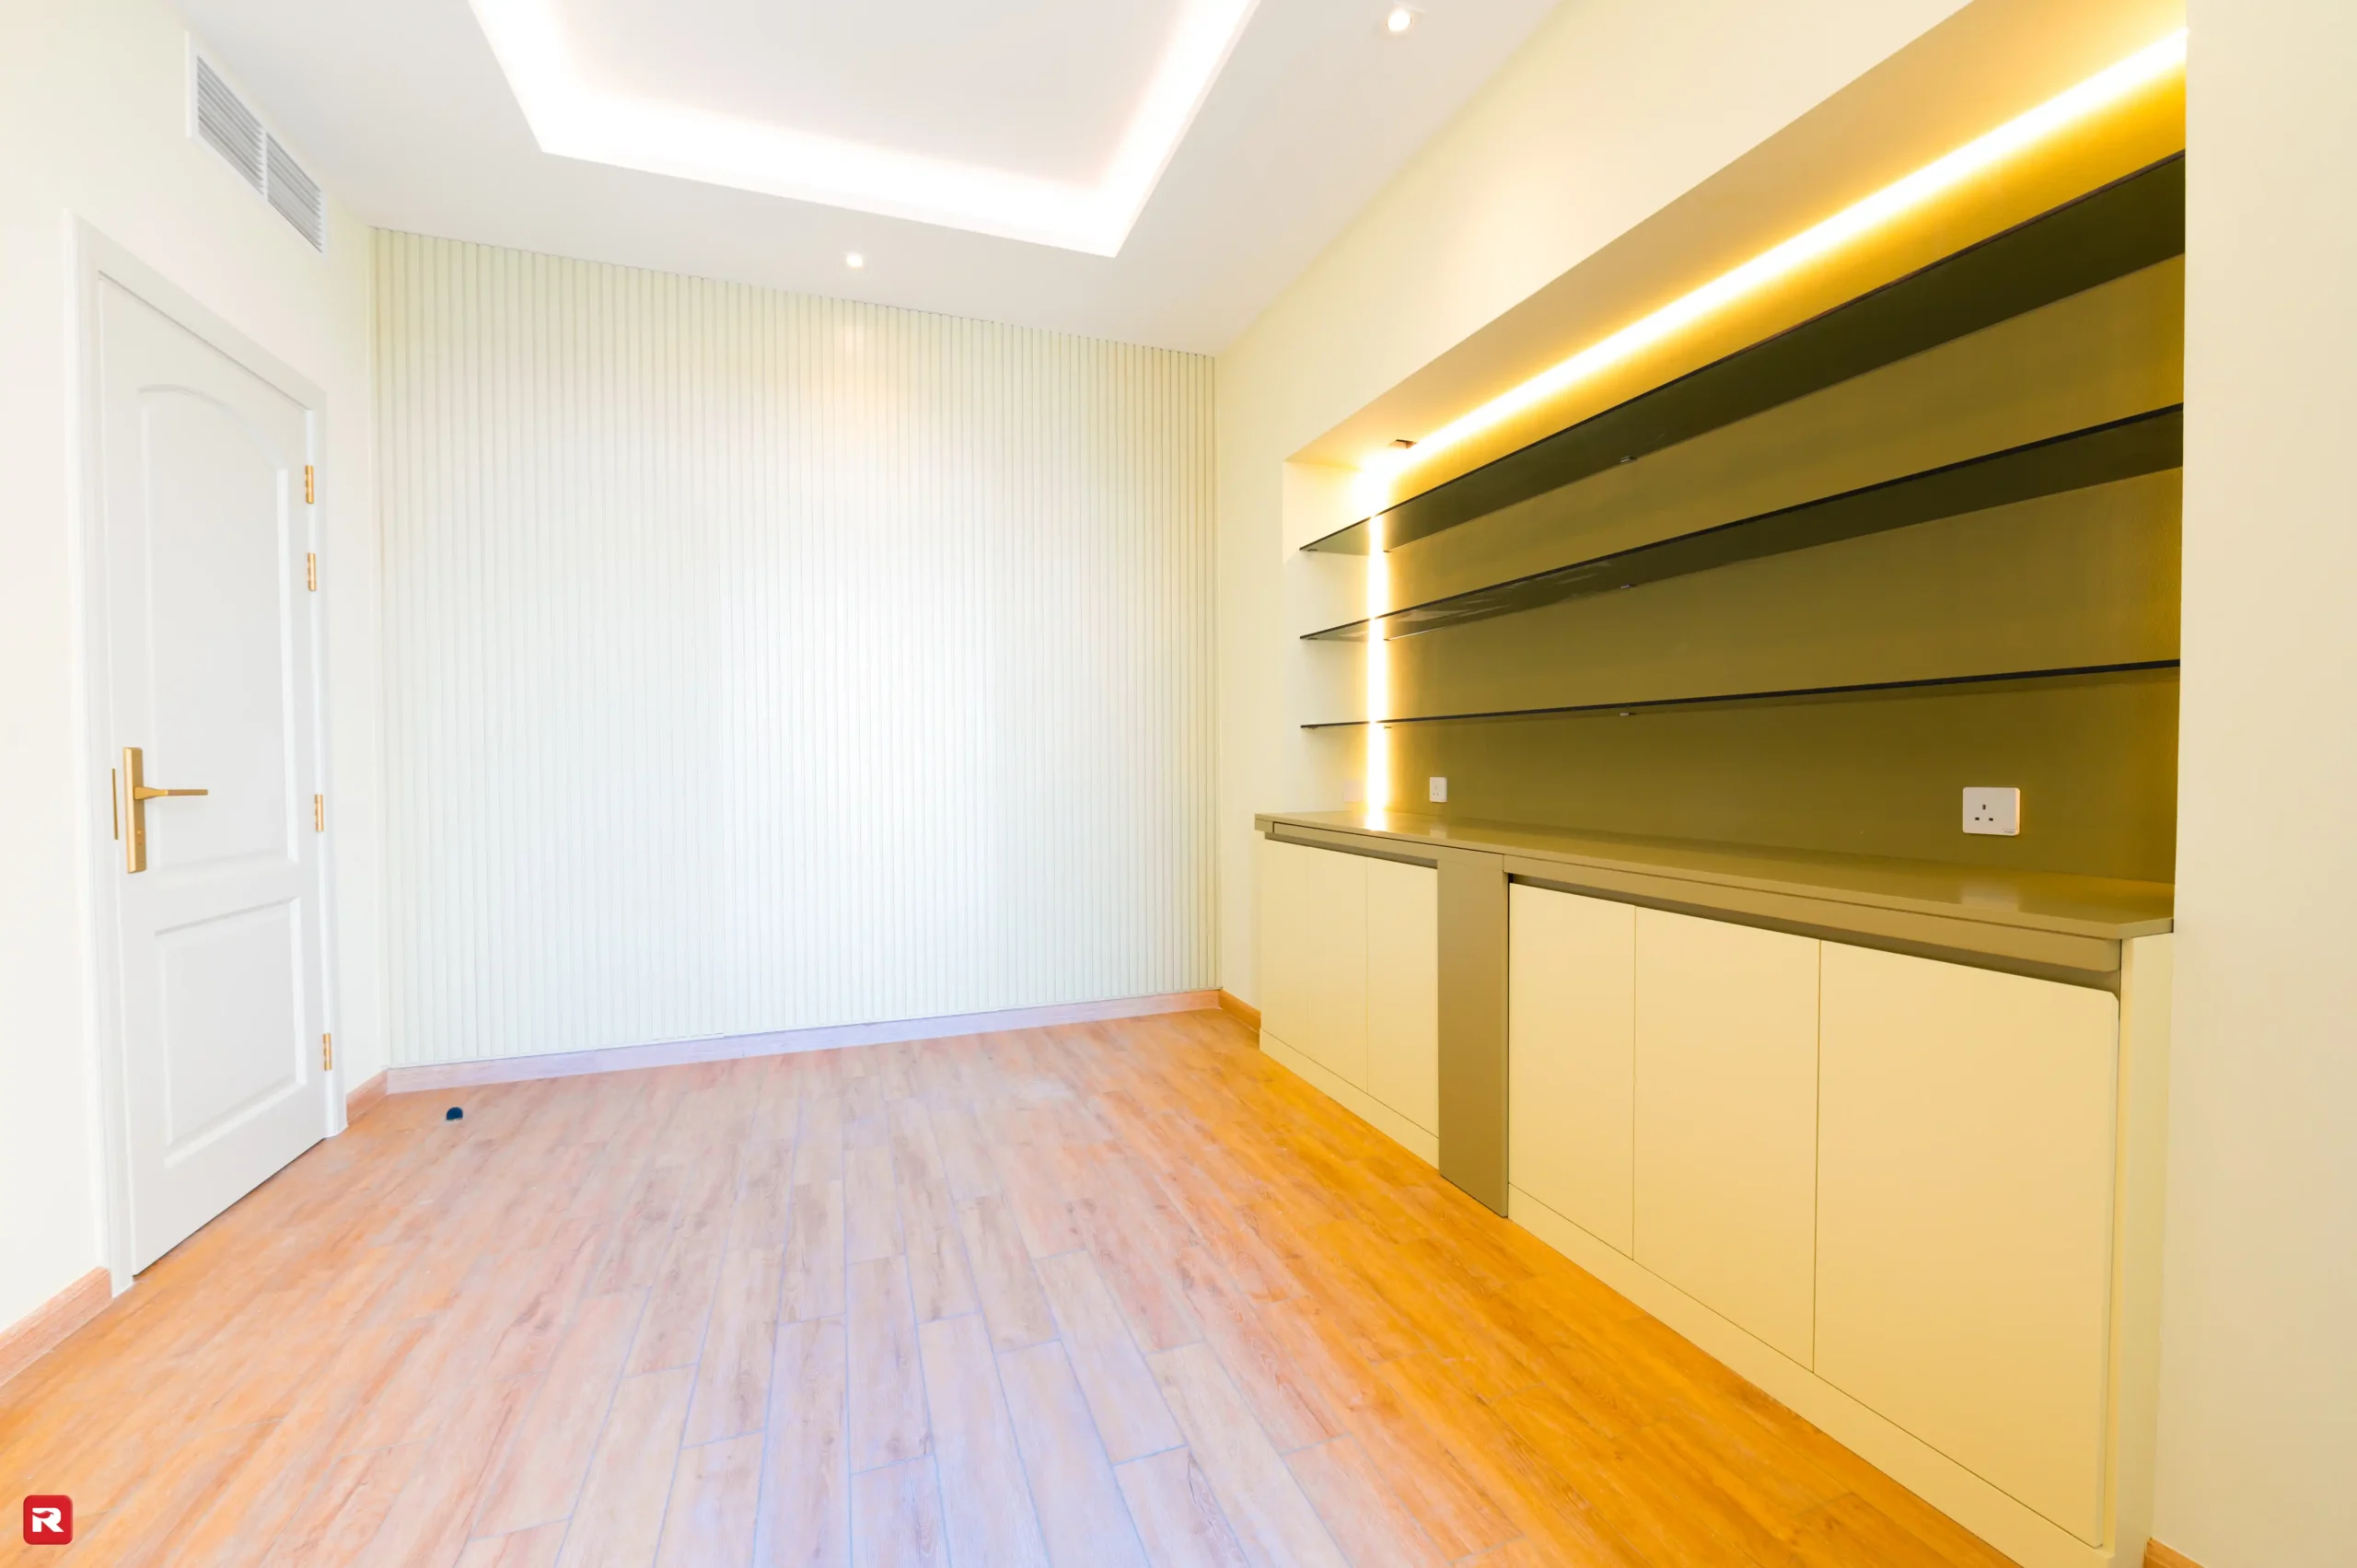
[191,52,325,252]
[266,135,327,250]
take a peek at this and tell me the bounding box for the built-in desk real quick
[1258,808,2171,980]
[1250,810,2173,1568]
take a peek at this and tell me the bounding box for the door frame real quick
[70,221,343,1293]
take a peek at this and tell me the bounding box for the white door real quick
[96,276,329,1272]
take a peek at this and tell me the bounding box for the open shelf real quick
[1302,154,2185,558]
[1299,658,2178,730]
[1304,406,2182,642]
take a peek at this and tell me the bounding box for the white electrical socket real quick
[1342,779,1364,804]
[1428,776,1448,803]
[1962,786,2021,836]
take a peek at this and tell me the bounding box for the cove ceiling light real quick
[465,0,1260,256]
[1356,28,2189,499]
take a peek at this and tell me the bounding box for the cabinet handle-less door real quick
[1632,908,1821,1365]
[1815,942,2119,1543]
[1507,885,1636,1254]
[1364,858,1439,1135]
[1257,839,1366,1081]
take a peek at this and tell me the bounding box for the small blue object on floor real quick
[446,1107,463,1121]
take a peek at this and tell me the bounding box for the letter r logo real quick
[22,1495,73,1544]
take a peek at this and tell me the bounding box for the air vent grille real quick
[267,136,326,250]
[194,57,263,192]
[191,50,325,252]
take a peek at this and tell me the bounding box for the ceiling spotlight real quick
[844,251,865,269]
[1386,6,1414,34]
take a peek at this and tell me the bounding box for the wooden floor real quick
[0,1010,2016,1568]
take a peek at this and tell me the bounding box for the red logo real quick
[22,1496,73,1545]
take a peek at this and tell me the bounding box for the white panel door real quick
[1508,885,1637,1253]
[1817,943,2120,1543]
[1364,858,1438,1134]
[1257,838,1367,1084]
[99,279,328,1272]
[1633,909,1821,1365]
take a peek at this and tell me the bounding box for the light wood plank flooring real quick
[0,1011,2017,1566]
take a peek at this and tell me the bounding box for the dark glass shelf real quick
[1304,406,2182,643]
[1299,659,2180,730]
[1304,153,2186,558]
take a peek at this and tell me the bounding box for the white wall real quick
[0,0,379,1330]
[375,234,1214,1065]
[2158,4,2357,1563]
[1213,0,1972,1001]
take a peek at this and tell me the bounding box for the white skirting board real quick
[388,990,1220,1092]
[1507,1187,2142,1568]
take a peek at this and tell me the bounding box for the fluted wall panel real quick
[376,233,1214,1065]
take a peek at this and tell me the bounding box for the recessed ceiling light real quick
[1387,6,1415,34]
[464,0,1258,255]
[845,252,865,269]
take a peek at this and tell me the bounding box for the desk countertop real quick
[1256,810,2172,962]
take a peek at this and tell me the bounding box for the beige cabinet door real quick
[1817,943,2119,1544]
[1508,885,1636,1253]
[1256,838,1367,1085]
[1634,909,1820,1365]
[1364,858,1439,1133]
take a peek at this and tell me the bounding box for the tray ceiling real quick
[178,0,1561,350]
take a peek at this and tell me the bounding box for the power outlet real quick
[1428,776,1448,804]
[1963,786,2021,836]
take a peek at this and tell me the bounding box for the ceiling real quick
[176,0,1562,352]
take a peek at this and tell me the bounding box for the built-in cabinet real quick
[1258,827,2168,1568]
[1507,879,2128,1554]
[1258,837,1439,1160]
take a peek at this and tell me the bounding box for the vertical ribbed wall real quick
[376,233,1215,1065]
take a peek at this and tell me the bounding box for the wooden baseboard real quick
[385,990,1224,1093]
[1217,989,1261,1029]
[2144,1542,2202,1568]
[344,1070,388,1126]
[0,1268,111,1391]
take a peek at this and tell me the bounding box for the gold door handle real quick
[121,746,207,874]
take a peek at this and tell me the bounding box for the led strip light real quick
[1357,28,2188,814]
[466,0,1260,255]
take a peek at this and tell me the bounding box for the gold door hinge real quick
[307,552,318,592]
[304,464,316,505]
[322,1032,333,1071]
[313,794,325,832]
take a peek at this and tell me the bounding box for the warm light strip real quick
[1355,28,2187,811]
[1364,513,1392,812]
[1354,29,2188,498]
[465,0,1260,256]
